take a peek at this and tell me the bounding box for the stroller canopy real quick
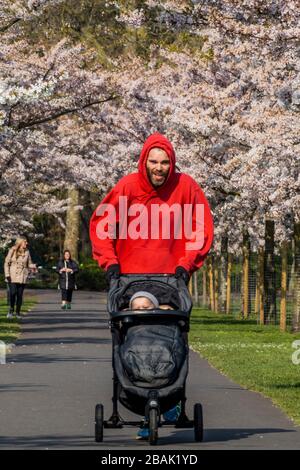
[107,274,193,314]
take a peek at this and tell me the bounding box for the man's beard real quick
[147,169,169,187]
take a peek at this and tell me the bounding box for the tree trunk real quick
[242,232,251,319]
[292,222,300,333]
[79,190,94,260]
[226,253,232,314]
[280,242,288,332]
[58,224,63,259]
[264,219,277,324]
[220,237,228,313]
[64,187,80,261]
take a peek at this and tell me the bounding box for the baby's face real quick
[131,297,155,310]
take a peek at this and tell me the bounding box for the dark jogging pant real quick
[9,283,26,314]
[61,289,73,302]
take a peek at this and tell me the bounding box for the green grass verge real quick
[0,295,37,343]
[189,308,300,426]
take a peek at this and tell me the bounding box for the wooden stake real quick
[242,232,250,319]
[226,253,232,314]
[208,257,215,311]
[258,247,264,325]
[188,276,193,297]
[214,261,219,313]
[254,259,259,315]
[202,266,207,307]
[280,242,288,332]
[193,271,199,306]
[220,237,228,313]
[292,223,300,333]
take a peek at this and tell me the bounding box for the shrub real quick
[0,274,6,289]
[76,265,107,291]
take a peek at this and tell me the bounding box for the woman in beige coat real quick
[4,238,37,319]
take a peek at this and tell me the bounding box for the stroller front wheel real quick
[149,408,158,445]
[194,403,203,442]
[95,404,104,442]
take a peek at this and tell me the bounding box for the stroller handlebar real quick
[117,273,177,277]
[110,309,190,321]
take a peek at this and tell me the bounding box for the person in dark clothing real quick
[56,250,79,310]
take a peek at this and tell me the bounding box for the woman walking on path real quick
[56,250,79,310]
[4,238,37,319]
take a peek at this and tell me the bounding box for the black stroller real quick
[95,274,203,445]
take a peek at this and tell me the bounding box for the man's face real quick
[146,148,170,188]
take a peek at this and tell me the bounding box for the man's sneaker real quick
[61,304,67,310]
[7,312,14,319]
[15,314,22,320]
[163,402,181,423]
[136,426,150,440]
[66,303,71,310]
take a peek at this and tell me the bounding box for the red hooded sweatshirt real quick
[89,132,214,274]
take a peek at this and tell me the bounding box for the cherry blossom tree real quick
[0,0,299,258]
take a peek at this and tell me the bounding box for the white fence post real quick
[0,341,6,365]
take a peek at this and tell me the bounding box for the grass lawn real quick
[189,307,300,426]
[0,293,37,343]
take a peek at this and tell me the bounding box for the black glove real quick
[5,276,11,283]
[105,264,120,284]
[175,266,190,285]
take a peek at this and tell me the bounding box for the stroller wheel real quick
[194,403,203,442]
[95,404,104,442]
[149,408,158,446]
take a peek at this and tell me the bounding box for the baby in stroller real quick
[124,291,174,312]
[94,274,204,445]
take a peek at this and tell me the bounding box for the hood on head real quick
[138,132,176,192]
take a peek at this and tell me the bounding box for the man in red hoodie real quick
[90,132,214,439]
[89,132,214,285]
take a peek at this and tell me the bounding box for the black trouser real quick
[61,289,73,302]
[9,283,26,314]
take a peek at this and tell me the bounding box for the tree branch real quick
[0,18,21,33]
[43,62,56,81]
[211,185,240,197]
[14,95,119,130]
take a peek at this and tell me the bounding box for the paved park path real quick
[0,289,300,450]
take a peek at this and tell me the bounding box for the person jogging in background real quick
[56,250,79,310]
[4,237,37,319]
[89,132,214,439]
